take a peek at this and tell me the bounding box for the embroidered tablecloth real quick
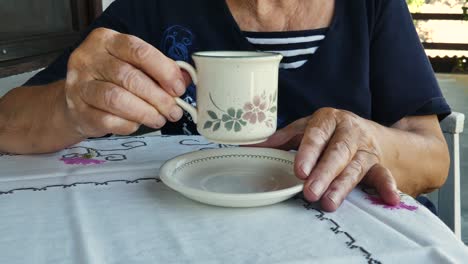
[0,135,467,264]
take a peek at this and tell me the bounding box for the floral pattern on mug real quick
[204,91,277,132]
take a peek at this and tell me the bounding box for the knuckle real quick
[120,68,140,90]
[346,160,364,178]
[332,140,353,159]
[104,86,124,109]
[128,36,151,61]
[305,126,328,144]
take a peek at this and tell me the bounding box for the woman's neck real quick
[226,0,335,32]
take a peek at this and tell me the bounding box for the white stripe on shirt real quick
[266,47,319,57]
[246,35,325,45]
[280,60,308,69]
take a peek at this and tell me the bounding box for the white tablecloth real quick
[0,135,467,264]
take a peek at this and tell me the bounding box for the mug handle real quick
[174,61,199,124]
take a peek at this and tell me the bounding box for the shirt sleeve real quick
[23,0,134,86]
[369,0,451,126]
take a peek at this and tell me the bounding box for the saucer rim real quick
[159,147,303,202]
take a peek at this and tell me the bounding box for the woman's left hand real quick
[253,107,401,211]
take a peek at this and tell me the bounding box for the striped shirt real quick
[243,28,328,69]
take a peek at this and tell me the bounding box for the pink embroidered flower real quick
[60,157,106,165]
[366,195,418,211]
[242,96,268,124]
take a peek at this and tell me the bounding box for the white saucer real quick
[159,147,303,207]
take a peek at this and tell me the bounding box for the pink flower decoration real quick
[60,157,106,165]
[366,195,418,211]
[242,96,268,124]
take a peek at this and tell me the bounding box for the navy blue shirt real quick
[25,0,451,135]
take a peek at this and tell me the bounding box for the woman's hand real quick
[254,107,401,211]
[0,28,193,154]
[64,27,190,138]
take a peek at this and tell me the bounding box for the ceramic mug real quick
[174,51,282,145]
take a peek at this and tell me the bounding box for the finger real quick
[80,80,166,129]
[70,101,140,137]
[91,56,183,122]
[363,164,401,206]
[304,123,361,199]
[106,32,188,96]
[312,151,377,211]
[249,118,308,149]
[294,110,339,180]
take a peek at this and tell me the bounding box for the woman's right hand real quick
[64,27,190,138]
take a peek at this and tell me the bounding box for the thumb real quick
[247,118,308,150]
[363,164,400,206]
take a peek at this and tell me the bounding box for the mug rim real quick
[192,51,282,59]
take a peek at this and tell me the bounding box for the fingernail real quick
[327,192,340,206]
[169,106,183,121]
[309,181,324,197]
[173,79,186,96]
[154,115,166,128]
[300,163,312,178]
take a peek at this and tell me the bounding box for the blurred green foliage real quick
[407,0,425,12]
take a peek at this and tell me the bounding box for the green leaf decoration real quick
[239,119,247,126]
[222,114,231,122]
[203,121,213,129]
[234,122,242,132]
[225,121,234,131]
[83,153,94,159]
[87,149,99,158]
[228,108,236,117]
[236,109,243,119]
[269,106,277,113]
[272,91,277,101]
[213,122,221,131]
[207,111,218,120]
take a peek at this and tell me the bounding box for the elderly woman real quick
[0,0,450,212]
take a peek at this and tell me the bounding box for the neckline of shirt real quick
[220,0,342,71]
[242,27,329,38]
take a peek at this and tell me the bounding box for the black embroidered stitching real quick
[0,178,160,195]
[0,178,380,263]
[0,153,18,157]
[178,138,234,150]
[83,135,171,142]
[298,197,382,264]
[62,140,147,161]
